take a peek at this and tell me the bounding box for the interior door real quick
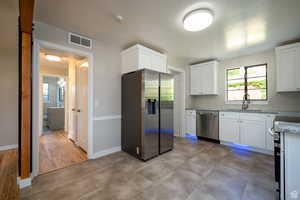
[68,59,77,141]
[77,64,89,152]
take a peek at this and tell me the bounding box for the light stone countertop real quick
[186,108,300,116]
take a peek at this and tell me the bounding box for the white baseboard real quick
[0,144,18,151]
[90,146,121,159]
[220,141,273,155]
[18,177,32,189]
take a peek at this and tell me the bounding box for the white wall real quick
[33,22,122,155]
[189,50,300,112]
[0,52,19,146]
[0,0,18,147]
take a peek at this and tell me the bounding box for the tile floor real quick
[21,137,277,200]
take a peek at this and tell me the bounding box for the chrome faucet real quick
[242,94,250,110]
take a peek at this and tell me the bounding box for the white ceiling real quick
[35,0,300,63]
[40,48,86,72]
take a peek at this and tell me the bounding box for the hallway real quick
[39,131,87,174]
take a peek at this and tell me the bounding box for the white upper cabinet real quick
[190,61,218,95]
[276,42,300,92]
[121,44,167,74]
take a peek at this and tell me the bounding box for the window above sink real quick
[225,64,268,104]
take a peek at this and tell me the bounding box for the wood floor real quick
[0,149,18,200]
[39,130,87,174]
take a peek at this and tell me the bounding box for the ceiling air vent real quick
[68,32,92,49]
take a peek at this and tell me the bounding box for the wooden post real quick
[19,0,34,180]
[20,32,32,179]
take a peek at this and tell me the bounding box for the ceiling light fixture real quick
[45,55,61,62]
[80,62,89,68]
[183,9,214,32]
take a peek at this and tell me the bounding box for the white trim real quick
[90,146,121,159]
[32,39,94,177]
[224,65,269,104]
[220,141,273,155]
[93,115,121,121]
[168,66,186,138]
[18,177,32,189]
[168,66,185,73]
[0,144,18,151]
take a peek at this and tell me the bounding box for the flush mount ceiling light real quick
[45,55,61,62]
[183,9,214,32]
[80,62,88,68]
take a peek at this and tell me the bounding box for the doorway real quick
[169,66,186,137]
[33,43,93,175]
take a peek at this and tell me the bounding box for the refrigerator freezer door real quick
[142,70,160,160]
[159,73,174,154]
[121,71,143,159]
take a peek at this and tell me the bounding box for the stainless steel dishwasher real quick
[196,110,219,143]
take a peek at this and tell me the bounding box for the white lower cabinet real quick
[239,119,266,149]
[185,110,196,135]
[219,118,240,143]
[219,112,275,151]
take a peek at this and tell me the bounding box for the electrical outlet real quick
[290,190,298,199]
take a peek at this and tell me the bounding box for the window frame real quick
[225,63,268,103]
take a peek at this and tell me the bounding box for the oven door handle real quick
[268,128,276,137]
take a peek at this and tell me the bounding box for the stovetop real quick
[274,116,300,134]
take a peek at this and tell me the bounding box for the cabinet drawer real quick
[219,112,239,119]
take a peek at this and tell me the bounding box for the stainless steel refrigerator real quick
[121,69,174,161]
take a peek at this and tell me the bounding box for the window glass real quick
[43,83,49,102]
[226,64,267,101]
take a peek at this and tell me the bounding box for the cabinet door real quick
[185,111,193,134]
[219,118,239,143]
[139,51,152,69]
[277,47,298,92]
[190,66,202,95]
[190,113,196,135]
[201,64,215,94]
[151,53,166,73]
[240,120,266,149]
[199,64,209,94]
